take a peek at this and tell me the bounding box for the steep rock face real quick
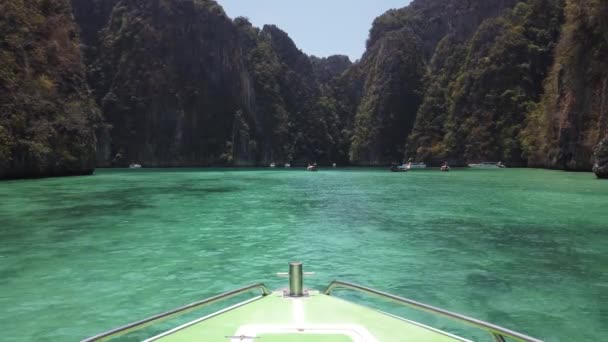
[262,25,322,163]
[71,0,119,50]
[368,0,520,59]
[308,55,354,164]
[320,63,366,164]
[347,0,521,165]
[524,0,608,171]
[404,35,468,165]
[71,1,348,166]
[232,20,347,165]
[408,0,564,165]
[310,55,352,86]
[265,25,350,164]
[44,0,607,172]
[594,137,608,178]
[0,0,100,179]
[77,0,247,167]
[349,28,425,164]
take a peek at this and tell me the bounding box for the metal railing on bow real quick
[324,280,542,342]
[81,283,270,342]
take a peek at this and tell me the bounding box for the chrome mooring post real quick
[288,261,304,297]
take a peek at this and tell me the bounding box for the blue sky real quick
[216,0,412,62]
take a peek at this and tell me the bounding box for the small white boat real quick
[307,164,318,171]
[407,162,427,169]
[285,163,291,168]
[390,164,410,172]
[270,163,276,168]
[129,163,142,169]
[332,163,337,168]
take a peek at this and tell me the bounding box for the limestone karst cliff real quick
[2,0,607,179]
[0,0,100,179]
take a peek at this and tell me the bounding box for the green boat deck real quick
[147,291,469,342]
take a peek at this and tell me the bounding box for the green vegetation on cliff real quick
[2,0,607,178]
[0,0,100,179]
[71,0,606,171]
[349,28,425,164]
[347,0,527,165]
[523,0,608,171]
[402,0,606,170]
[71,1,351,167]
[75,0,244,167]
[407,0,564,165]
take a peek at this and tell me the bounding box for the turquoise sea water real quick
[0,168,607,341]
